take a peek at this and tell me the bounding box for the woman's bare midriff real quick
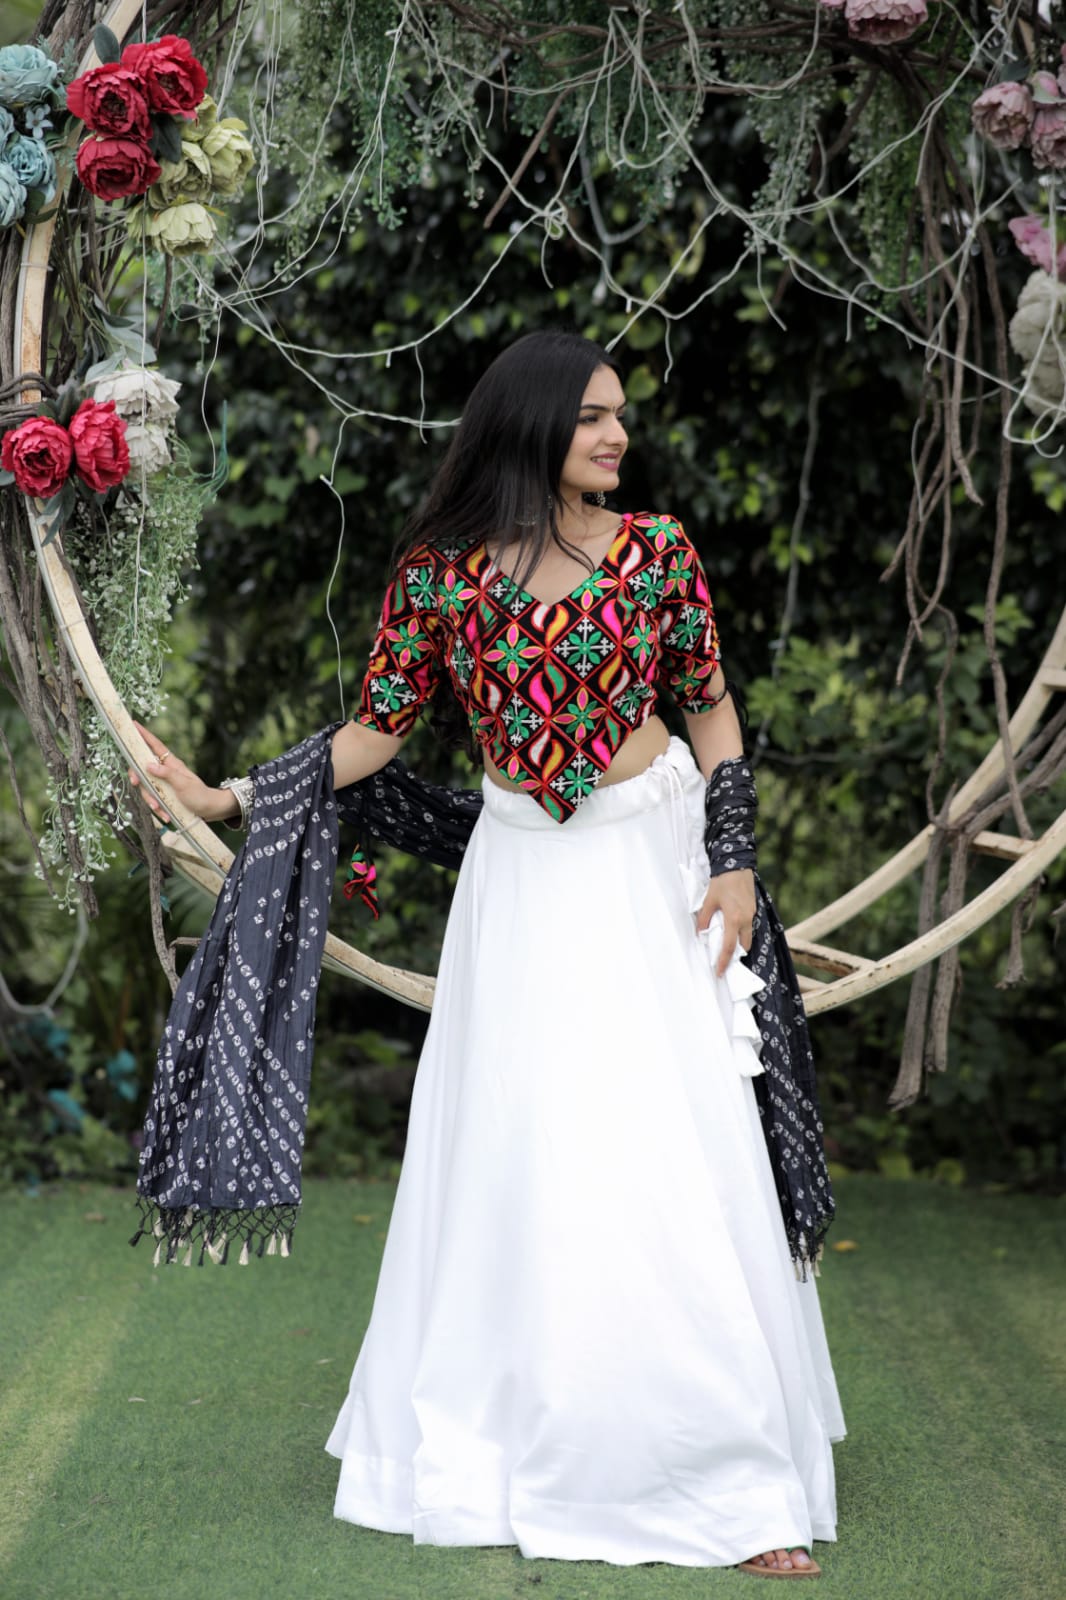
[482,714,671,795]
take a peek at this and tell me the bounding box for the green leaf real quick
[37,480,78,538]
[151,115,183,166]
[83,354,124,383]
[998,58,1031,84]
[625,364,659,402]
[93,23,121,65]
[624,317,661,352]
[0,469,14,488]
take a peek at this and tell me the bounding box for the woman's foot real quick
[738,1545,821,1578]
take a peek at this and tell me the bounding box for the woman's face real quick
[558,365,629,502]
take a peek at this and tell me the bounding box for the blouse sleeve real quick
[657,518,724,711]
[353,546,442,737]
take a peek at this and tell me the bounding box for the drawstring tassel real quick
[238,1239,250,1266]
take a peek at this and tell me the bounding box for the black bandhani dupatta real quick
[132,728,834,1276]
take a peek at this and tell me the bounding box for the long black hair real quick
[394,329,622,595]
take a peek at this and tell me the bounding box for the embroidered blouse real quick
[344,511,723,909]
[353,511,723,826]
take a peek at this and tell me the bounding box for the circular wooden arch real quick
[15,0,1066,1017]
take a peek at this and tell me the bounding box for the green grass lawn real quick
[1,1173,1063,1600]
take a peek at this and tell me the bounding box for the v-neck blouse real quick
[354,510,724,823]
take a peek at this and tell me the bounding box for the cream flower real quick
[122,419,173,475]
[89,360,181,423]
[1009,270,1066,425]
[128,199,217,256]
[197,120,254,197]
[148,139,214,208]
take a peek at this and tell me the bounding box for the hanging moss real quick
[38,456,214,908]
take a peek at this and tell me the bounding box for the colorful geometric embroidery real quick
[354,511,723,824]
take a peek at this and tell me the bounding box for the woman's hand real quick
[128,722,237,825]
[697,867,756,978]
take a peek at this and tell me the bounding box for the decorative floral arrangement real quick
[66,24,254,256]
[1,20,253,545]
[0,43,65,229]
[1,398,128,499]
[1,357,185,538]
[971,48,1066,169]
[964,45,1066,427]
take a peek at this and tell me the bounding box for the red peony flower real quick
[1,416,73,499]
[69,398,130,492]
[66,64,152,140]
[75,135,161,200]
[120,35,208,120]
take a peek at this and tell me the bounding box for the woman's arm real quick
[682,666,744,778]
[131,719,405,824]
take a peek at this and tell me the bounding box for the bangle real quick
[219,774,255,830]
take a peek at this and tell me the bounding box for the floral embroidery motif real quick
[502,695,544,746]
[355,511,722,823]
[485,624,541,683]
[554,617,613,678]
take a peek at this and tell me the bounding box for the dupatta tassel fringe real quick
[129,1197,300,1268]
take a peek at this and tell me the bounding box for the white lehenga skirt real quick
[325,736,846,1567]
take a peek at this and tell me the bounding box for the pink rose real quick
[971,81,1034,150]
[68,398,130,492]
[1009,215,1066,279]
[1030,102,1066,170]
[75,135,161,200]
[844,0,928,44]
[120,36,208,120]
[66,64,151,140]
[1,416,73,498]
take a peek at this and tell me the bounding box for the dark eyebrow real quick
[579,402,627,412]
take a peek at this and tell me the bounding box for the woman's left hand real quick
[696,868,756,977]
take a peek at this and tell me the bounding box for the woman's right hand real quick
[128,721,237,825]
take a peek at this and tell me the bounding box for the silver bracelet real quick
[219,774,255,830]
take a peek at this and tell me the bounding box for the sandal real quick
[736,1545,822,1579]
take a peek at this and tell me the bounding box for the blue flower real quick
[4,133,55,198]
[0,106,14,150]
[0,44,60,108]
[0,162,27,227]
[23,104,53,139]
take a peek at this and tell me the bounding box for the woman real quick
[134,330,845,1578]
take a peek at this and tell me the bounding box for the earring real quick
[593,490,606,508]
